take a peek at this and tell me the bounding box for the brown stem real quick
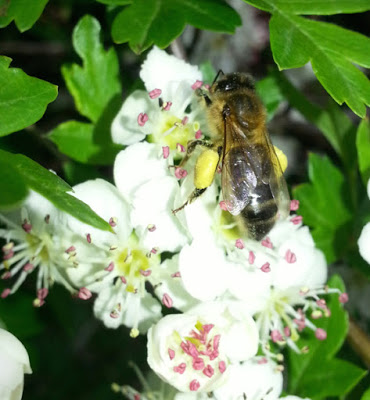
[347,318,370,368]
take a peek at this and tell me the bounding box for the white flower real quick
[358,179,370,265]
[0,328,32,400]
[111,47,204,154]
[0,191,78,305]
[147,301,258,393]
[213,357,283,400]
[66,179,163,334]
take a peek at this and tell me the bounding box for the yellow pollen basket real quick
[194,149,219,189]
[273,145,288,173]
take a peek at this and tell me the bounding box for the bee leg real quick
[172,188,207,214]
[178,140,213,168]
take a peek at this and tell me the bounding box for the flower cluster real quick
[0,48,348,399]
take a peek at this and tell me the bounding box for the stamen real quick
[191,80,203,90]
[315,328,327,340]
[130,328,139,338]
[176,143,185,153]
[285,249,297,263]
[189,380,200,391]
[219,360,226,373]
[105,262,114,272]
[171,272,181,278]
[147,224,156,232]
[235,239,244,249]
[168,348,175,360]
[339,293,349,304]
[193,358,205,370]
[203,365,214,377]
[21,220,32,233]
[290,200,299,211]
[182,116,189,125]
[195,129,202,139]
[1,288,11,298]
[109,217,117,227]
[162,293,173,308]
[219,201,227,211]
[162,146,170,159]
[65,246,76,254]
[86,233,92,243]
[37,288,48,300]
[174,167,187,179]
[149,88,162,99]
[163,101,172,111]
[258,357,268,364]
[78,287,92,300]
[248,251,255,265]
[137,113,148,127]
[271,330,283,343]
[261,262,271,273]
[139,269,152,277]
[174,363,186,374]
[261,237,273,249]
[290,215,303,225]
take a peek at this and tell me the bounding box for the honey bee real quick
[173,72,290,241]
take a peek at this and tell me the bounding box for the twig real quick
[347,318,370,368]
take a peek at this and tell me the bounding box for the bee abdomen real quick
[240,183,278,241]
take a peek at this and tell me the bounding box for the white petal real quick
[140,47,202,103]
[153,254,199,312]
[111,90,154,145]
[213,358,283,400]
[358,222,370,265]
[131,176,189,252]
[0,329,31,400]
[272,227,327,290]
[179,241,228,301]
[114,142,171,201]
[68,179,131,245]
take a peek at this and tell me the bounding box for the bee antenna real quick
[212,69,224,86]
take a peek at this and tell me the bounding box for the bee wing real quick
[263,134,290,219]
[221,124,261,216]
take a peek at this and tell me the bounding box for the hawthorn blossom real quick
[111,47,204,156]
[147,301,258,393]
[0,328,32,400]
[0,191,78,305]
[358,179,370,265]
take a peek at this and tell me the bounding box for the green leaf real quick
[256,74,285,121]
[293,153,353,263]
[0,56,58,137]
[270,14,370,117]
[63,161,105,186]
[356,118,370,186]
[362,387,370,400]
[199,61,217,85]
[288,275,367,399]
[0,149,113,232]
[0,158,28,208]
[273,71,357,172]
[61,15,122,123]
[246,0,370,14]
[0,0,48,31]
[48,121,121,165]
[96,0,131,4]
[244,0,370,117]
[112,0,241,53]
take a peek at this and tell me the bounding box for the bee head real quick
[213,73,255,93]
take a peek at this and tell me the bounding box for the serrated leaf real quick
[61,15,122,123]
[0,159,28,208]
[246,0,370,14]
[244,0,370,117]
[270,14,370,117]
[48,121,121,165]
[356,119,370,185]
[293,153,352,263]
[0,149,113,232]
[272,71,357,173]
[0,0,48,31]
[0,56,58,137]
[112,0,241,54]
[288,275,366,398]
